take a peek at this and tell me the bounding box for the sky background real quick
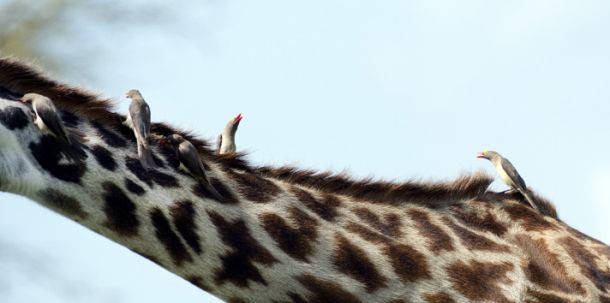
[0,0,609,302]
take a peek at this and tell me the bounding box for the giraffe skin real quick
[0,59,608,303]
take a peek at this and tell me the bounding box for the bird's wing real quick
[129,100,151,141]
[178,142,209,182]
[500,158,527,190]
[216,134,223,153]
[35,101,71,144]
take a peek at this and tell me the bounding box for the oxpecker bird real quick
[163,134,224,201]
[217,113,243,154]
[477,150,540,212]
[124,89,155,170]
[20,93,86,161]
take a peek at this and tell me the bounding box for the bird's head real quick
[223,113,243,136]
[231,113,243,128]
[19,93,47,105]
[125,89,141,100]
[233,113,243,124]
[477,150,501,161]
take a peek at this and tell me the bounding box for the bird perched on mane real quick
[20,93,86,162]
[162,134,224,201]
[217,113,242,155]
[477,150,540,212]
[124,89,155,170]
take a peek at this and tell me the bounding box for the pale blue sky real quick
[1,1,609,302]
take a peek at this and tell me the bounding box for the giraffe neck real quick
[0,59,608,303]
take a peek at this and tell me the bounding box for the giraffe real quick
[0,58,608,303]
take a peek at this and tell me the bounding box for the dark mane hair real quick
[0,58,557,217]
[257,166,493,206]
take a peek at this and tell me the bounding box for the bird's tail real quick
[59,141,87,163]
[197,177,225,203]
[67,127,88,144]
[518,188,541,213]
[137,142,156,170]
[57,127,88,163]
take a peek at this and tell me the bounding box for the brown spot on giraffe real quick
[451,206,508,237]
[229,170,281,203]
[150,208,193,266]
[191,178,239,204]
[446,260,514,303]
[170,200,203,254]
[290,186,342,221]
[101,182,139,236]
[29,135,87,184]
[443,218,510,252]
[296,274,363,303]
[90,145,117,171]
[91,120,127,148]
[345,220,431,284]
[594,245,610,261]
[59,109,79,127]
[208,211,278,287]
[423,292,456,303]
[210,177,239,203]
[504,202,558,232]
[352,207,402,237]
[0,106,29,130]
[515,235,585,295]
[260,206,319,261]
[345,222,391,245]
[383,244,431,283]
[565,225,609,248]
[407,208,454,254]
[525,290,584,303]
[559,236,610,293]
[333,233,388,292]
[124,178,145,196]
[39,188,88,219]
[125,156,179,188]
[285,292,307,303]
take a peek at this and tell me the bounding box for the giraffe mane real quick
[256,166,493,205]
[0,58,558,217]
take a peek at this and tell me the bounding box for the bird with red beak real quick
[217,113,243,155]
[477,150,540,212]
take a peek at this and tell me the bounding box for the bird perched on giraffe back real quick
[20,93,87,162]
[477,150,541,212]
[217,113,242,155]
[124,89,155,170]
[163,134,224,202]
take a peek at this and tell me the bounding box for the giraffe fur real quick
[0,59,608,303]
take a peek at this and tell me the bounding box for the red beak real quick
[234,113,243,122]
[476,152,485,159]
